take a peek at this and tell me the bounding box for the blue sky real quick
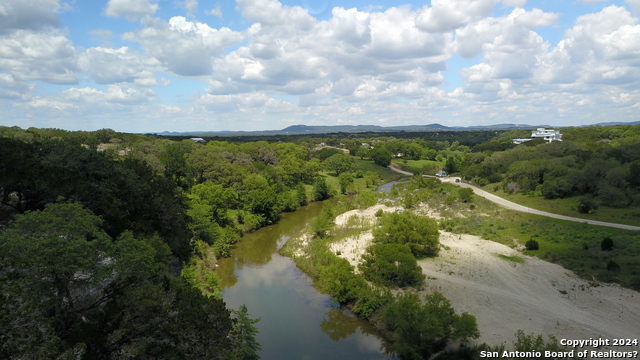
[1,0,639,132]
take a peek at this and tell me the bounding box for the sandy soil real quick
[330,204,400,272]
[330,205,640,350]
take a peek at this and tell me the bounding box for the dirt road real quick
[387,166,640,231]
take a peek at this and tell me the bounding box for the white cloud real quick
[0,29,78,84]
[0,0,62,34]
[122,16,243,76]
[0,73,35,100]
[454,8,559,59]
[501,0,527,7]
[104,0,158,19]
[626,0,640,14]
[415,0,500,33]
[26,85,156,114]
[205,5,222,17]
[177,0,198,16]
[79,46,162,86]
[236,0,315,28]
[206,4,451,101]
[535,6,640,86]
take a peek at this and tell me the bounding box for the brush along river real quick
[216,200,391,360]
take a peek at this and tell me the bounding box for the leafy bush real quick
[310,203,335,238]
[525,239,539,251]
[312,177,332,201]
[318,257,365,303]
[601,237,614,251]
[360,243,425,288]
[373,211,440,258]
[381,292,479,360]
[577,195,599,214]
[458,188,474,203]
[606,260,621,273]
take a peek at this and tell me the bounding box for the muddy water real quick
[217,201,390,360]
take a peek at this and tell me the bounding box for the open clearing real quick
[330,205,640,349]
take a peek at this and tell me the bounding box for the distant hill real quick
[153,123,556,136]
[152,121,639,137]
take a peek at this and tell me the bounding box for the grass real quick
[388,182,640,291]
[354,158,405,182]
[477,182,640,227]
[497,254,525,263]
[390,159,443,175]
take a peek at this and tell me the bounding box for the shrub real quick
[381,292,479,360]
[601,237,614,251]
[577,195,599,214]
[373,211,440,258]
[525,239,539,251]
[360,243,425,288]
[458,188,474,203]
[606,260,621,273]
[312,177,331,201]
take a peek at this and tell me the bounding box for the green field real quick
[477,183,640,227]
[354,158,405,181]
[390,159,443,175]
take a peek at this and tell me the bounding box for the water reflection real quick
[218,202,391,359]
[320,307,361,342]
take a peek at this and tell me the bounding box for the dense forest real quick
[2,123,639,359]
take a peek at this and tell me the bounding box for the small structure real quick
[513,128,562,144]
[190,137,206,143]
[436,170,447,178]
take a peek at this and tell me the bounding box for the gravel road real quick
[387,166,640,231]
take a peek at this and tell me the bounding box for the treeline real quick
[154,129,501,147]
[461,124,640,210]
[0,126,338,358]
[0,124,398,358]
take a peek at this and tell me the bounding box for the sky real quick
[1,0,639,133]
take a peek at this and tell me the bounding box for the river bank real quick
[216,201,391,360]
[284,197,640,354]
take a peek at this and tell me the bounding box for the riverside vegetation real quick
[2,124,640,359]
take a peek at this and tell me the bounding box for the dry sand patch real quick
[422,231,640,348]
[329,204,640,349]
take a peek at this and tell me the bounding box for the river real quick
[216,201,391,360]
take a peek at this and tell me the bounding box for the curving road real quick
[387,165,640,231]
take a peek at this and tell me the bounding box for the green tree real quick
[373,211,440,258]
[323,153,355,176]
[0,203,113,358]
[310,203,335,238]
[313,177,332,201]
[458,188,474,203]
[356,146,370,159]
[577,195,599,214]
[229,305,261,360]
[360,244,426,288]
[381,292,479,360]
[369,147,392,167]
[444,156,457,174]
[0,203,238,359]
[242,174,280,226]
[295,182,308,206]
[338,172,355,194]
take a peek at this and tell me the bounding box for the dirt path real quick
[387,166,640,231]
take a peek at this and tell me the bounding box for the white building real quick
[513,128,562,144]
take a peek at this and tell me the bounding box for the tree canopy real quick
[373,211,440,258]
